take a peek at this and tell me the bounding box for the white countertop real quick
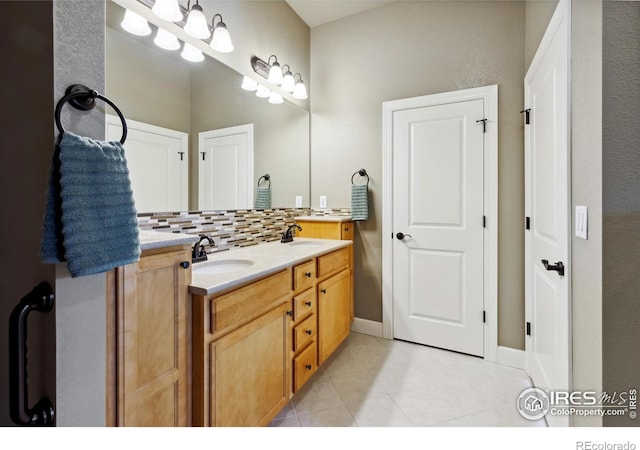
[139,230,199,251]
[189,238,352,296]
[294,215,353,223]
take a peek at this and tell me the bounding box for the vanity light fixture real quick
[255,84,271,98]
[151,0,183,22]
[184,0,211,40]
[268,92,284,105]
[121,9,152,36]
[266,55,283,85]
[280,65,295,93]
[181,42,204,62]
[154,27,180,51]
[292,73,308,100]
[241,76,258,91]
[210,14,234,53]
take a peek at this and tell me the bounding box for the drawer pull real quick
[180,261,190,269]
[305,272,312,278]
[305,329,312,335]
[305,301,312,307]
[344,227,350,232]
[305,364,312,370]
[320,289,327,294]
[286,310,293,317]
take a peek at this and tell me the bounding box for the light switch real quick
[319,195,327,208]
[295,196,302,208]
[575,206,588,239]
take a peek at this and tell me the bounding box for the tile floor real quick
[270,332,547,427]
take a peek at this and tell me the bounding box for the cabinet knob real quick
[305,272,312,278]
[286,310,293,317]
[305,364,312,371]
[305,329,312,335]
[305,301,312,307]
[344,227,350,232]
[320,289,327,294]
[180,261,190,269]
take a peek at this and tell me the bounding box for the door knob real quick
[541,259,565,277]
[396,232,412,240]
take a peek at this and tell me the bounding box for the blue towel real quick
[41,132,140,277]
[255,185,272,209]
[351,184,369,221]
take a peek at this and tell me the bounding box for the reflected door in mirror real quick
[107,115,189,212]
[198,124,254,210]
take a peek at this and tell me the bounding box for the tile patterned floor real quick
[270,332,547,427]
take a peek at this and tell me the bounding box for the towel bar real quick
[55,84,128,144]
[351,168,369,187]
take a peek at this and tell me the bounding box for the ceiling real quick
[285,1,397,28]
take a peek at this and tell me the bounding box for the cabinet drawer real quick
[211,270,291,334]
[293,314,316,352]
[293,288,316,321]
[293,341,317,392]
[293,260,316,292]
[317,247,350,278]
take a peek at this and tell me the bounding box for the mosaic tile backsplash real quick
[138,208,352,254]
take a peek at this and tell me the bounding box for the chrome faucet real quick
[192,235,215,263]
[281,224,302,243]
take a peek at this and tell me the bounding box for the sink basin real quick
[193,259,255,275]
[287,241,323,247]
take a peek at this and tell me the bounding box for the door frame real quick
[524,0,572,418]
[198,123,254,210]
[382,85,499,363]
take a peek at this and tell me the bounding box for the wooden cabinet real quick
[110,245,192,427]
[318,269,351,365]
[291,260,318,393]
[192,270,292,427]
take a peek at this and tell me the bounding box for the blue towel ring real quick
[351,169,369,187]
[257,174,271,188]
[55,84,128,144]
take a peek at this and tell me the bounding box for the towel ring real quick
[351,168,369,187]
[55,84,128,144]
[258,174,271,188]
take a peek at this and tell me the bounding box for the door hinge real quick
[201,152,206,161]
[476,118,487,133]
[483,216,487,228]
[483,310,486,323]
[525,216,530,230]
[520,108,531,125]
[526,322,531,336]
[178,151,184,161]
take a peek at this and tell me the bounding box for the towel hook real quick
[351,168,369,187]
[55,84,128,144]
[257,174,271,188]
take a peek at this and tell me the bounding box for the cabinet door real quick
[210,302,291,427]
[317,269,351,365]
[119,249,190,427]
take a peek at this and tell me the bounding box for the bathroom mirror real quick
[105,0,310,212]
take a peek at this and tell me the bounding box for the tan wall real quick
[525,0,559,70]
[311,1,526,349]
[571,0,603,427]
[602,1,640,427]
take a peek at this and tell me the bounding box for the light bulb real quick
[181,43,204,62]
[268,93,284,104]
[267,62,283,85]
[121,9,151,36]
[154,28,180,51]
[241,76,258,91]
[255,84,271,98]
[280,70,295,93]
[210,23,234,53]
[152,0,183,22]
[184,3,211,40]
[292,80,307,100]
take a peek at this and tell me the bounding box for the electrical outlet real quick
[319,195,327,208]
[295,196,302,208]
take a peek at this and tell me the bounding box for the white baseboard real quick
[497,346,525,369]
[351,318,384,338]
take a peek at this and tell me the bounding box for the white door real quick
[106,116,189,212]
[198,124,253,210]
[392,98,485,357]
[524,0,570,427]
